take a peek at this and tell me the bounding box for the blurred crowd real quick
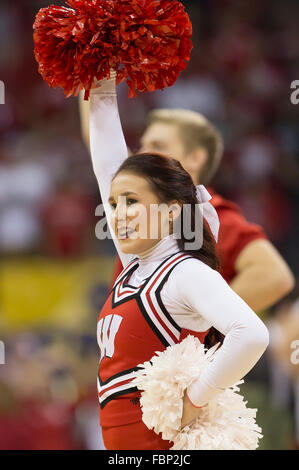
[0,0,298,449]
[0,330,105,449]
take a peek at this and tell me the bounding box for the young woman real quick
[89,73,269,450]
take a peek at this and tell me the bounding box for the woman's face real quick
[109,171,178,254]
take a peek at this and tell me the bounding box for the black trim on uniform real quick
[111,252,181,308]
[112,258,139,290]
[155,256,194,333]
[98,366,142,409]
[98,366,142,387]
[99,386,139,409]
[138,252,183,294]
[133,253,191,347]
[138,253,192,336]
[135,296,170,348]
[111,261,140,307]
[122,264,141,289]
[111,292,139,308]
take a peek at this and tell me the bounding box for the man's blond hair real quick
[146,108,224,185]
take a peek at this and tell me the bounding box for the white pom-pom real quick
[131,335,263,450]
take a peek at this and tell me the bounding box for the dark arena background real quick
[0,0,298,450]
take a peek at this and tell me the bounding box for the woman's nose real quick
[115,198,128,223]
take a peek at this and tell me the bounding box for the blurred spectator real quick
[0,153,54,252]
[267,288,299,449]
[39,179,95,258]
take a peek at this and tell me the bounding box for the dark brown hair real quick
[113,153,224,349]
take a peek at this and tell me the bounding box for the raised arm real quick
[79,86,133,157]
[87,73,134,268]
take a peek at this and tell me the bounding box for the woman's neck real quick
[136,234,180,274]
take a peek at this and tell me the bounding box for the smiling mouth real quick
[118,228,137,240]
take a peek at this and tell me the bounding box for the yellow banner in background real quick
[0,256,114,333]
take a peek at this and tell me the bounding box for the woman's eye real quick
[127,198,138,205]
[110,198,137,209]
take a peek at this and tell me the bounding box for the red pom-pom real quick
[33,0,193,99]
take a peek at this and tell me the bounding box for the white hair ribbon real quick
[195,185,220,243]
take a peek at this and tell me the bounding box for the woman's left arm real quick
[88,73,134,269]
[172,259,270,408]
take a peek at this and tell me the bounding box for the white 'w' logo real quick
[97,314,123,362]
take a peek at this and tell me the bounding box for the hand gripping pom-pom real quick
[131,335,264,450]
[33,0,193,99]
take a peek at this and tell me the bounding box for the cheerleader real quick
[89,73,269,450]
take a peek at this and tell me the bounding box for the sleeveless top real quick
[97,252,210,426]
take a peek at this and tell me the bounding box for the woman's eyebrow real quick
[121,191,138,196]
[108,191,138,203]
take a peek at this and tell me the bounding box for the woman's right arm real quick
[86,73,134,268]
[167,258,269,409]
